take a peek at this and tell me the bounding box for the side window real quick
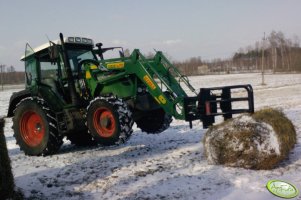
[25,58,37,87]
[24,43,37,87]
[67,50,96,73]
[40,62,58,80]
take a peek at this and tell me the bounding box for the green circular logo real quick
[266,180,299,199]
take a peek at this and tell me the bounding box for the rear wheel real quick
[13,98,63,156]
[135,108,172,134]
[87,96,133,146]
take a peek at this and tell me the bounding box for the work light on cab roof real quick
[66,37,93,45]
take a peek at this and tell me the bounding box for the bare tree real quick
[268,31,278,73]
[7,66,15,73]
[292,35,300,47]
[255,41,261,70]
[0,64,6,90]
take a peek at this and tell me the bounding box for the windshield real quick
[67,49,96,71]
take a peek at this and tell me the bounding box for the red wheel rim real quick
[93,107,116,138]
[19,111,45,147]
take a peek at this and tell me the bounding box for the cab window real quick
[40,61,58,80]
[25,58,37,87]
[67,49,96,72]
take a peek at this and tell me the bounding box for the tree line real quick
[0,65,24,86]
[232,31,301,73]
[173,31,301,75]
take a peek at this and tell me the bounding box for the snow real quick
[226,115,280,155]
[1,73,301,199]
[254,122,280,155]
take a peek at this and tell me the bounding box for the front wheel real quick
[87,97,133,146]
[135,108,172,134]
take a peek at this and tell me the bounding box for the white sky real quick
[0,0,301,71]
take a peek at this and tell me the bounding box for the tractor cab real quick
[21,37,97,103]
[20,35,128,107]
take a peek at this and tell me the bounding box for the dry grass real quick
[252,108,296,158]
[203,108,296,170]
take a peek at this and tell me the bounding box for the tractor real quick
[7,33,254,156]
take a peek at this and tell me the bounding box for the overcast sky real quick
[0,0,300,71]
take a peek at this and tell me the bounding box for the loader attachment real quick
[126,50,254,128]
[184,84,254,128]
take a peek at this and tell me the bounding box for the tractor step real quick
[56,112,68,134]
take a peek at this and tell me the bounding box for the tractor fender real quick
[7,89,31,117]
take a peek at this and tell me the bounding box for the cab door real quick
[24,43,38,88]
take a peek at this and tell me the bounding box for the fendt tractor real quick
[7,33,254,156]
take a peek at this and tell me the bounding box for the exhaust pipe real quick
[59,33,79,106]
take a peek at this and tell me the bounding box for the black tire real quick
[135,108,172,134]
[13,97,63,156]
[87,96,133,146]
[66,129,97,146]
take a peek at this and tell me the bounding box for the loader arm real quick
[127,49,189,119]
[126,49,254,128]
[83,49,254,128]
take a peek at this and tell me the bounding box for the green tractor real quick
[7,33,254,156]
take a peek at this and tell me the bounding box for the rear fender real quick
[7,89,31,117]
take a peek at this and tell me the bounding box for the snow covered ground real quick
[1,73,301,200]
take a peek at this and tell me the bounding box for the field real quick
[1,73,301,200]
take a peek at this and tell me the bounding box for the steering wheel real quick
[77,59,100,78]
[76,59,99,99]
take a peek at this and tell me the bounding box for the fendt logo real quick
[266,180,299,199]
[106,62,125,69]
[143,75,156,90]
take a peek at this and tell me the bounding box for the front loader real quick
[7,33,254,156]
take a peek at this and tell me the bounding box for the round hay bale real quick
[203,108,296,170]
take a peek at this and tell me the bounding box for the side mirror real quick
[48,43,59,61]
[119,50,125,58]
